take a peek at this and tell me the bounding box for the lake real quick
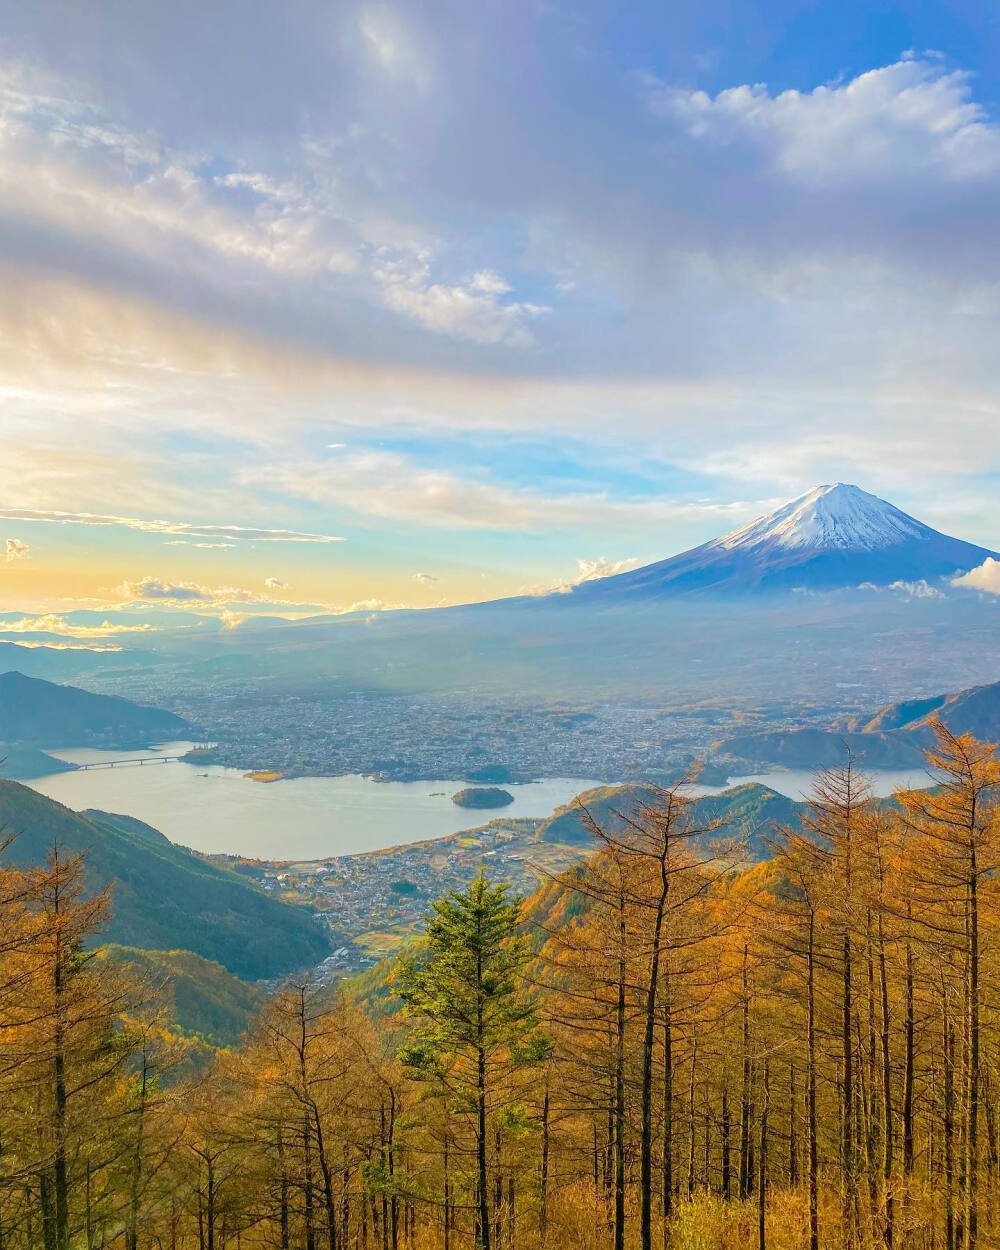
[28,743,607,860]
[24,744,935,861]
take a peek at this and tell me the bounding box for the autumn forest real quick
[3,722,1000,1250]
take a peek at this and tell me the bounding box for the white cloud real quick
[0,613,158,636]
[0,508,341,543]
[371,248,548,346]
[340,598,389,614]
[888,578,945,600]
[264,576,288,589]
[119,577,215,602]
[0,57,545,371]
[357,5,433,92]
[469,270,512,295]
[648,60,1000,187]
[953,558,1000,595]
[524,555,643,596]
[4,537,29,562]
[573,556,641,582]
[241,450,758,532]
[117,575,332,615]
[164,540,237,549]
[2,29,1000,550]
[4,639,123,652]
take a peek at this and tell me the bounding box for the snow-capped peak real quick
[714,484,927,554]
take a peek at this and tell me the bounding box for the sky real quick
[3,0,1000,631]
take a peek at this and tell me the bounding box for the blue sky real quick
[2,0,1000,624]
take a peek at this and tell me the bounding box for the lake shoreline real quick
[28,743,609,860]
[25,742,935,862]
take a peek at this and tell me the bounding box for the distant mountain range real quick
[0,670,188,746]
[703,677,1000,777]
[0,781,330,980]
[0,639,160,681]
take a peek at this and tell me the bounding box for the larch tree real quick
[898,722,1000,1250]
[395,873,549,1250]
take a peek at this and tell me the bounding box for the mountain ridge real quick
[703,676,1000,776]
[534,780,805,860]
[0,670,188,746]
[0,780,330,979]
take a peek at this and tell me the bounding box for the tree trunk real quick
[477,1041,490,1250]
[443,1128,451,1250]
[968,867,980,1250]
[807,911,819,1250]
[740,945,752,1202]
[903,912,915,1179]
[314,1110,339,1250]
[640,856,669,1250]
[661,996,673,1224]
[945,1012,956,1250]
[206,1158,216,1250]
[686,1028,697,1199]
[278,1131,290,1250]
[539,1092,548,1247]
[788,1064,799,1187]
[758,1061,769,1250]
[842,925,855,1245]
[878,912,894,1249]
[614,890,627,1250]
[51,891,69,1250]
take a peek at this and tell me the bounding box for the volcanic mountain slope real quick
[124,483,1000,706]
[568,483,999,598]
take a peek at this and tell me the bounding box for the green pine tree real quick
[395,873,548,1250]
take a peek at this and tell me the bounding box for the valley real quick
[4,482,1000,998]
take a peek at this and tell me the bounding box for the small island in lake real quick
[451,786,515,810]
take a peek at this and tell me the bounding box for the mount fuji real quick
[162,483,1000,705]
[567,483,998,599]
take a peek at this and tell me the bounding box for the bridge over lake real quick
[74,754,189,771]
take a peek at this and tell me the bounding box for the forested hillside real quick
[98,946,266,1046]
[0,742,76,780]
[0,670,188,745]
[1,721,999,1250]
[536,780,803,859]
[0,780,330,979]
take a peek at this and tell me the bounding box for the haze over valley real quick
[7,483,1000,803]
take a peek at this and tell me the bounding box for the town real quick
[91,676,817,783]
[210,812,585,977]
